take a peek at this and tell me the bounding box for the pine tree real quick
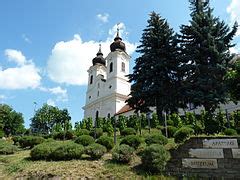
[178,0,238,113]
[127,12,182,120]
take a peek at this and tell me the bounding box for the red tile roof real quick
[115,104,134,116]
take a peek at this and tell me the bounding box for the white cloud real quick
[47,99,56,106]
[97,13,109,23]
[47,23,138,86]
[0,49,41,90]
[227,0,240,36]
[39,86,68,102]
[5,49,26,66]
[0,94,6,101]
[22,34,31,44]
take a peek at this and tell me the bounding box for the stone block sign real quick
[203,139,238,149]
[182,159,218,169]
[232,149,240,158]
[189,149,224,158]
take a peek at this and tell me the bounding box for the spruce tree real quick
[127,12,182,121]
[178,0,238,113]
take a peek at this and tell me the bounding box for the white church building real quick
[82,30,133,120]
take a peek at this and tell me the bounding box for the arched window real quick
[95,111,99,127]
[110,62,113,73]
[97,91,99,97]
[90,75,93,84]
[121,62,125,72]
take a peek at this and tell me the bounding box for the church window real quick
[90,75,93,84]
[95,111,99,121]
[109,85,112,89]
[97,91,99,97]
[121,62,125,72]
[110,62,113,73]
[98,83,100,88]
[89,96,91,100]
[107,113,111,119]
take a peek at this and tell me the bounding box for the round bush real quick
[145,134,168,146]
[112,144,134,163]
[50,142,84,161]
[19,136,45,148]
[174,127,194,143]
[120,128,136,136]
[167,126,178,138]
[89,128,103,139]
[53,131,74,140]
[75,129,90,136]
[74,135,94,146]
[0,140,18,155]
[30,141,63,160]
[167,120,174,126]
[224,128,237,136]
[120,135,142,149]
[140,144,170,173]
[96,135,114,151]
[85,143,107,160]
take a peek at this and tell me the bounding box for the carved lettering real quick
[182,159,218,169]
[189,149,224,158]
[203,139,238,148]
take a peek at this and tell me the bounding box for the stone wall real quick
[166,137,240,179]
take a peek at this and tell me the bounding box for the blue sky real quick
[0,0,239,128]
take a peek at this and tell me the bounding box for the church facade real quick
[82,31,132,120]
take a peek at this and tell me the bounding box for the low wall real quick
[166,137,240,178]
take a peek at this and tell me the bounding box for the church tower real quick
[83,29,131,120]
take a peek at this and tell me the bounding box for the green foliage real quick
[224,128,237,136]
[167,120,174,126]
[166,126,178,138]
[0,104,25,136]
[120,135,143,149]
[85,143,107,160]
[102,118,114,136]
[53,131,74,140]
[75,129,90,136]
[120,128,136,136]
[78,118,93,130]
[12,136,21,145]
[112,144,135,164]
[169,113,182,128]
[127,115,140,132]
[0,140,18,155]
[74,135,94,146]
[203,112,221,134]
[145,134,168,146]
[117,115,127,132]
[174,127,194,143]
[19,136,45,149]
[140,144,170,173]
[96,135,114,151]
[151,113,159,128]
[89,128,103,138]
[50,142,84,161]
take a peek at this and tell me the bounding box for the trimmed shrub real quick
[0,140,18,155]
[74,135,94,146]
[145,134,168,146]
[19,136,45,148]
[167,126,178,138]
[140,144,170,173]
[112,144,134,163]
[75,129,90,136]
[120,128,136,136]
[224,128,237,136]
[120,135,142,149]
[30,141,63,160]
[89,128,103,139]
[53,131,74,140]
[50,142,84,160]
[85,143,107,160]
[96,135,114,151]
[174,127,194,143]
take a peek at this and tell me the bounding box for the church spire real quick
[92,43,106,66]
[110,23,126,52]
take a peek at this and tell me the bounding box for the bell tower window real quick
[90,75,93,84]
[121,62,125,72]
[110,62,113,73]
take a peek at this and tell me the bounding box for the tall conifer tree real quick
[127,12,182,120]
[178,0,238,113]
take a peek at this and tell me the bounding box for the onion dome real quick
[110,28,126,52]
[92,44,106,66]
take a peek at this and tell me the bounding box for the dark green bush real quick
[174,127,194,143]
[53,131,74,140]
[12,136,21,145]
[19,136,45,148]
[166,126,178,138]
[120,128,136,136]
[50,142,84,161]
[120,135,142,149]
[145,134,168,146]
[167,120,174,126]
[224,128,237,136]
[0,140,18,155]
[89,128,103,138]
[85,143,107,160]
[112,144,134,163]
[30,141,63,160]
[75,129,90,136]
[140,144,170,173]
[74,135,94,146]
[96,135,114,151]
